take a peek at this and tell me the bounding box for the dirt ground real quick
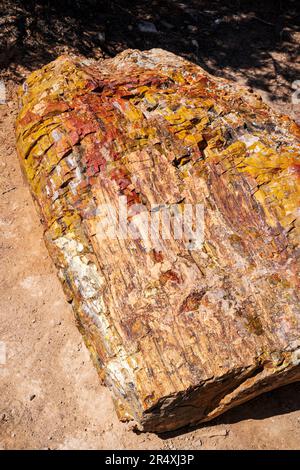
[1,0,300,450]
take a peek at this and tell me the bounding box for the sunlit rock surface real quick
[16,49,300,432]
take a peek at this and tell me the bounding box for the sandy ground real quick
[0,71,300,450]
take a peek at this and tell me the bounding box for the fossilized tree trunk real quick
[16,49,300,432]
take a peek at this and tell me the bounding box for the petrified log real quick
[16,49,300,432]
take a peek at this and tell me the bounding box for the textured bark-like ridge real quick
[16,49,300,432]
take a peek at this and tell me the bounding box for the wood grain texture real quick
[16,49,300,432]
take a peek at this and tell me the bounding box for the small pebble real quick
[98,32,105,43]
[138,21,158,34]
[187,25,198,32]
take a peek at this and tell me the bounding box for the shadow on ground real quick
[1,0,299,107]
[158,382,300,439]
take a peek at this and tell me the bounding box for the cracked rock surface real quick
[15,49,300,432]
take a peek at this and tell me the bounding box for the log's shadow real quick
[1,0,299,109]
[156,382,300,439]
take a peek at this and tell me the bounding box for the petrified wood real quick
[16,49,300,432]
